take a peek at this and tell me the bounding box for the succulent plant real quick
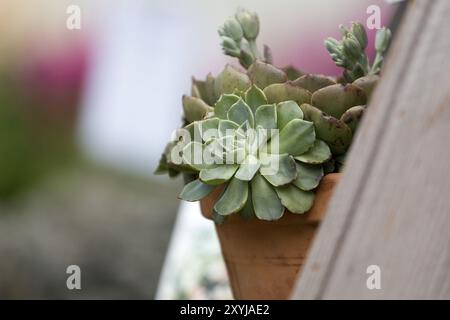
[156,8,392,220]
[176,84,331,222]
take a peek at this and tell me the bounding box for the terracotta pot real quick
[200,173,340,300]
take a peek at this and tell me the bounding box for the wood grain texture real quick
[293,0,450,299]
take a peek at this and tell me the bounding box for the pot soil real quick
[200,173,340,300]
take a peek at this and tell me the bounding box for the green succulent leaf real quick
[235,154,260,181]
[199,118,220,143]
[255,104,277,130]
[179,179,216,201]
[214,94,240,119]
[251,173,284,220]
[184,118,220,144]
[181,141,208,171]
[282,65,305,81]
[245,85,268,113]
[238,189,256,219]
[232,88,246,98]
[294,139,331,164]
[276,101,303,130]
[247,60,287,89]
[352,75,379,100]
[275,184,315,214]
[263,44,273,65]
[277,119,315,156]
[184,121,201,143]
[214,65,251,97]
[301,103,353,155]
[311,83,366,119]
[227,99,254,127]
[218,119,239,138]
[204,73,218,105]
[212,208,227,224]
[292,74,336,93]
[260,154,297,186]
[214,177,248,215]
[263,82,312,106]
[235,8,259,40]
[199,164,239,185]
[340,105,365,133]
[191,77,205,99]
[208,135,244,163]
[292,162,324,191]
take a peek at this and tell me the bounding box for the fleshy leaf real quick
[353,75,379,100]
[179,179,215,201]
[245,85,268,113]
[214,94,240,119]
[247,60,287,89]
[199,118,220,143]
[214,178,248,215]
[340,105,365,133]
[292,74,336,93]
[238,191,256,220]
[227,99,254,127]
[255,104,277,130]
[275,184,315,214]
[212,208,227,224]
[251,174,284,220]
[181,141,209,171]
[199,165,238,185]
[276,101,303,130]
[191,77,205,99]
[204,73,218,105]
[301,103,352,155]
[277,119,315,156]
[214,64,251,97]
[311,83,366,119]
[292,162,324,191]
[282,65,305,80]
[263,82,311,106]
[260,154,297,186]
[218,119,239,138]
[235,155,260,181]
[294,140,331,164]
[182,95,211,123]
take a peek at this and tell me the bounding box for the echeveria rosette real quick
[155,64,252,177]
[178,85,331,222]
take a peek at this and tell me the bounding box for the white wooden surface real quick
[294,0,450,299]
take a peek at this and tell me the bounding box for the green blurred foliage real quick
[0,79,78,201]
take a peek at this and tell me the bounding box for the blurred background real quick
[0,0,398,299]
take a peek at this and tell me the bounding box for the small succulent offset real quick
[324,22,392,83]
[155,8,391,221]
[218,8,272,68]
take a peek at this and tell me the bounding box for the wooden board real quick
[293,0,450,299]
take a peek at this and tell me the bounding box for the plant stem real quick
[248,40,261,60]
[370,52,383,74]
